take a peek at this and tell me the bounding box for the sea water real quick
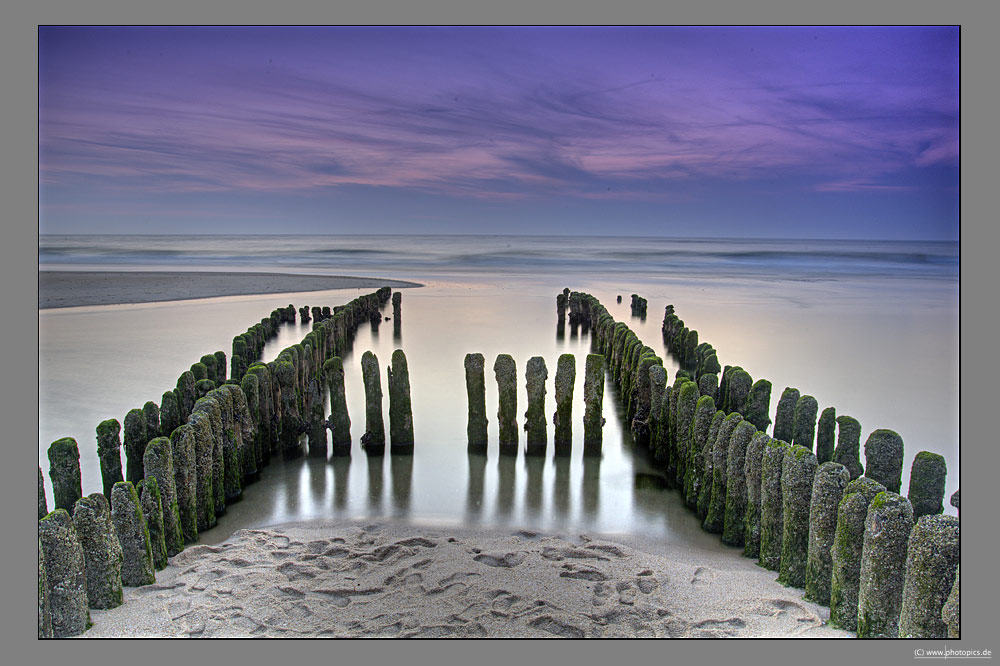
[38,235,958,547]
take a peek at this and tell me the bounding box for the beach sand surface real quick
[38,271,422,309]
[82,520,852,638]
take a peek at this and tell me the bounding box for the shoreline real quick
[81,518,852,639]
[38,271,423,309]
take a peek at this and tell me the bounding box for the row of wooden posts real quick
[560,288,959,639]
[38,288,399,638]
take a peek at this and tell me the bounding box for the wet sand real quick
[38,271,422,309]
[82,519,851,638]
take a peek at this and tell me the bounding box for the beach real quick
[39,271,422,309]
[82,519,850,638]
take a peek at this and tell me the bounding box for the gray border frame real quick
[8,3,991,665]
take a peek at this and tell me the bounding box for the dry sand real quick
[82,519,852,638]
[38,271,423,309]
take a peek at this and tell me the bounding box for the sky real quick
[38,26,959,239]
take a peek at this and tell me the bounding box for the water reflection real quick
[582,456,601,516]
[390,454,412,515]
[523,455,544,515]
[552,455,571,518]
[367,455,384,510]
[466,453,487,518]
[497,455,516,518]
[331,455,350,509]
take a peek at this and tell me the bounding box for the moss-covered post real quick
[143,436,184,556]
[137,478,168,571]
[553,354,576,455]
[697,411,726,519]
[47,437,82,514]
[361,351,386,455]
[523,356,548,455]
[122,408,147,486]
[190,362,208,382]
[307,377,327,458]
[142,401,160,443]
[323,357,351,455]
[38,509,90,637]
[494,354,518,456]
[704,413,743,534]
[674,381,700,487]
[38,539,52,638]
[773,387,799,442]
[241,372,262,470]
[685,395,716,510]
[942,566,960,638]
[186,412,217,530]
[176,370,197,422]
[72,493,123,609]
[697,372,718,405]
[777,445,818,588]
[743,379,772,432]
[110,481,155,587]
[95,419,124,500]
[815,407,836,464]
[907,451,947,519]
[898,515,960,638]
[758,438,790,571]
[214,350,227,383]
[791,395,818,452]
[387,349,415,455]
[583,354,605,456]
[828,476,887,630]
[275,358,302,457]
[722,420,757,546]
[743,432,771,558]
[392,291,401,321]
[195,378,215,399]
[200,354,218,384]
[950,489,959,517]
[804,462,850,605]
[726,368,753,416]
[864,429,905,493]
[169,423,198,544]
[465,353,488,453]
[159,391,180,438]
[856,491,914,638]
[833,415,864,479]
[38,467,48,520]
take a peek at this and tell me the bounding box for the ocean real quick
[38,234,959,547]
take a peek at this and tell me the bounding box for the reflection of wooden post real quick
[464,353,488,453]
[582,354,605,456]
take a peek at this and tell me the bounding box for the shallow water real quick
[39,255,958,548]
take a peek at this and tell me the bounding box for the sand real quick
[38,271,423,309]
[82,519,852,638]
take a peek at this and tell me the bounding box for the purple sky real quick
[39,26,958,239]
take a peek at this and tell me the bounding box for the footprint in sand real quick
[585,544,627,558]
[473,552,526,568]
[541,546,609,562]
[616,581,637,605]
[592,582,613,606]
[487,590,521,615]
[528,615,585,638]
[636,576,660,594]
[690,566,715,587]
[690,617,747,637]
[559,563,609,581]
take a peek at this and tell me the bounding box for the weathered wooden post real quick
[833,415,864,479]
[907,451,947,519]
[524,356,548,456]
[96,419,124,500]
[325,357,352,455]
[777,445,818,588]
[388,349,415,454]
[583,354,605,456]
[864,429,905,493]
[72,493,123,609]
[494,354,518,456]
[553,354,575,455]
[110,481,155,587]
[38,509,90,636]
[829,476,886,631]
[48,437,82,514]
[856,492,914,638]
[804,462,850,605]
[361,351,386,455]
[898,515,960,638]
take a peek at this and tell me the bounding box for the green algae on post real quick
[758,438,790,571]
[898,514,960,638]
[137,478,168,571]
[828,476,886,631]
[942,565,960,638]
[704,412,743,534]
[122,408,147,486]
[307,377,327,458]
[159,391,180,438]
[697,410,726,519]
[742,431,771,559]
[684,395,716,509]
[856,491,914,638]
[38,539,52,638]
[38,509,90,637]
[110,481,155,587]
[907,451,947,519]
[388,349,415,454]
[96,418,124,500]
[214,350,227,383]
[553,354,576,455]
[464,353,488,453]
[190,362,208,382]
[168,423,198,543]
[184,412,216,531]
[777,445,818,588]
[773,387,799,443]
[361,351,386,455]
[143,436,184,556]
[791,394,818,452]
[142,401,161,443]
[71,493,123,610]
[524,356,548,455]
[744,379,772,433]
[864,429,905,493]
[494,354,519,456]
[726,368,753,416]
[39,467,48,520]
[833,415,864,479]
[48,437,83,514]
[816,407,836,464]
[324,357,352,455]
[674,380,700,488]
[583,354,605,456]
[697,372,718,405]
[176,371,197,422]
[804,462,850,605]
[722,420,758,547]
